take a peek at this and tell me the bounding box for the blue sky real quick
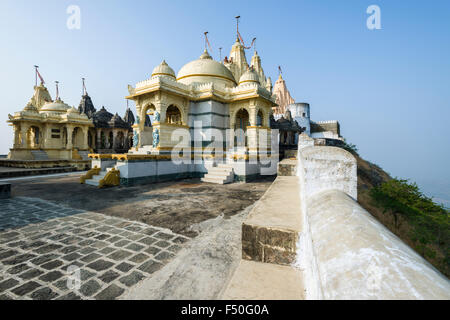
[0,0,449,204]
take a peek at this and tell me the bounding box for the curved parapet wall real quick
[298,146,357,200]
[307,189,450,299]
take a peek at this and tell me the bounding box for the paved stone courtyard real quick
[0,197,189,300]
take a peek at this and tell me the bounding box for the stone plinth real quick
[277,159,297,176]
[242,176,302,265]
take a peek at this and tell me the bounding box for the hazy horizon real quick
[0,0,449,205]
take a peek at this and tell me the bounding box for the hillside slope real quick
[356,155,449,278]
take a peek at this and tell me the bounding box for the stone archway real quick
[234,109,249,147]
[117,131,125,150]
[256,110,264,127]
[72,127,84,149]
[141,103,156,129]
[27,126,41,149]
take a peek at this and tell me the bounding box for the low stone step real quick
[208,167,233,173]
[31,150,49,160]
[201,177,228,185]
[218,163,234,169]
[204,173,233,181]
[221,260,304,300]
[85,179,100,186]
[242,176,302,265]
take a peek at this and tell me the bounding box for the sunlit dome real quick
[177,49,236,87]
[40,98,70,113]
[151,60,176,80]
[239,68,259,85]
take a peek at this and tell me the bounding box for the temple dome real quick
[40,98,70,113]
[67,107,79,114]
[239,68,259,85]
[177,49,236,87]
[152,60,176,80]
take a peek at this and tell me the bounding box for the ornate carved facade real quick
[7,84,93,160]
[7,83,135,161]
[126,40,277,160]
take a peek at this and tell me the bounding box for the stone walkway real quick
[0,197,190,300]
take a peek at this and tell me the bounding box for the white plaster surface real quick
[298,146,357,200]
[306,189,450,300]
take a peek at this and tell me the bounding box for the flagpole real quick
[55,81,59,100]
[34,65,38,87]
[82,78,87,96]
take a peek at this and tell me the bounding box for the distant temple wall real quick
[310,121,340,136]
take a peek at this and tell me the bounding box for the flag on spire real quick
[204,31,212,52]
[235,16,256,50]
[55,81,60,100]
[34,66,45,85]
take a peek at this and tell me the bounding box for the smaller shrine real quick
[5,73,135,163]
[270,110,304,158]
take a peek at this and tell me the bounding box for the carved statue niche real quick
[152,128,160,148]
[154,111,160,122]
[133,129,139,148]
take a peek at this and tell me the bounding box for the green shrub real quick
[370,178,449,273]
[341,139,359,156]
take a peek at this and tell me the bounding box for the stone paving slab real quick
[0,197,190,300]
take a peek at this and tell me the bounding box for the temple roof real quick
[78,94,97,119]
[152,60,176,80]
[271,110,304,132]
[177,49,236,87]
[40,98,71,113]
[239,67,259,85]
[108,113,129,129]
[123,107,135,126]
[273,74,295,115]
[93,106,132,129]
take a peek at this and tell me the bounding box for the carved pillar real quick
[82,127,89,149]
[112,130,117,152]
[66,125,74,150]
[249,107,257,127]
[20,124,29,148]
[154,102,167,124]
[96,129,101,149]
[41,124,48,149]
[13,124,20,148]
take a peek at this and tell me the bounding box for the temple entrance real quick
[72,127,84,149]
[117,131,125,150]
[257,110,263,127]
[234,109,249,147]
[88,130,94,149]
[166,105,182,125]
[28,126,41,148]
[143,103,156,126]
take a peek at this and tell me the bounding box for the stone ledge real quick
[277,158,297,176]
[222,260,304,300]
[242,176,302,265]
